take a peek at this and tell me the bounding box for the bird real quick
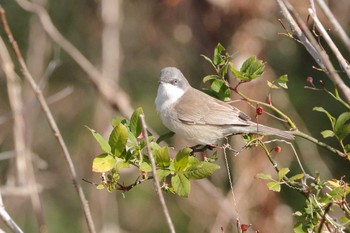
[155,67,294,146]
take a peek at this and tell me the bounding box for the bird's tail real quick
[246,124,295,140]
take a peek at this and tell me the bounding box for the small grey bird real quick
[155,67,294,145]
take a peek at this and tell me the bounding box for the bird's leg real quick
[190,144,205,155]
[190,144,218,156]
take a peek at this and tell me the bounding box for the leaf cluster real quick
[87,107,219,196]
[313,107,350,158]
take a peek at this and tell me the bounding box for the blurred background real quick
[1,0,350,232]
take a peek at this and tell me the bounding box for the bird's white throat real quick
[156,82,185,113]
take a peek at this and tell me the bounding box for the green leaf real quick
[184,161,220,179]
[313,107,335,127]
[115,160,129,171]
[320,130,335,138]
[210,79,231,101]
[293,211,303,217]
[96,184,105,190]
[174,148,191,171]
[240,56,265,80]
[129,107,144,137]
[344,144,350,153]
[255,173,273,180]
[112,116,128,128]
[277,74,288,89]
[213,43,225,65]
[157,169,171,182]
[293,223,307,233]
[150,141,161,151]
[267,80,279,89]
[278,168,290,181]
[289,173,305,181]
[154,146,171,167]
[109,123,128,157]
[86,126,111,153]
[267,181,281,192]
[230,63,247,81]
[156,131,175,144]
[203,75,219,83]
[334,112,350,140]
[171,173,190,197]
[92,153,116,172]
[200,54,215,68]
[139,162,152,172]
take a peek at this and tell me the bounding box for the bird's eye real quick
[172,79,178,85]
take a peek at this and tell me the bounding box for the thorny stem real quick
[229,82,348,159]
[257,139,307,195]
[234,88,297,129]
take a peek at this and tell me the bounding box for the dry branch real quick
[0,6,96,233]
[276,0,350,104]
[0,36,47,233]
[15,0,134,118]
[140,115,176,233]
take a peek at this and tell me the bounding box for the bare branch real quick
[0,190,24,233]
[15,0,134,117]
[0,6,96,233]
[0,33,47,232]
[310,22,350,78]
[315,0,350,52]
[139,114,176,233]
[308,1,350,79]
[276,0,350,104]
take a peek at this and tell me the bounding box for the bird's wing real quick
[174,88,251,126]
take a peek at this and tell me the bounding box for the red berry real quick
[274,146,282,153]
[306,76,313,84]
[256,106,264,115]
[240,224,251,232]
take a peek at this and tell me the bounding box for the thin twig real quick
[14,0,133,118]
[0,190,24,233]
[0,37,47,233]
[293,131,346,159]
[0,6,96,233]
[222,142,240,220]
[308,2,350,79]
[317,202,332,233]
[139,114,176,233]
[276,0,350,104]
[315,0,350,52]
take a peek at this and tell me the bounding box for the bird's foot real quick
[189,144,217,156]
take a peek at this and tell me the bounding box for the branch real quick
[0,190,24,233]
[139,114,176,233]
[14,0,134,118]
[294,131,347,159]
[308,1,350,79]
[315,0,350,52]
[0,37,47,232]
[0,6,96,233]
[276,0,350,104]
